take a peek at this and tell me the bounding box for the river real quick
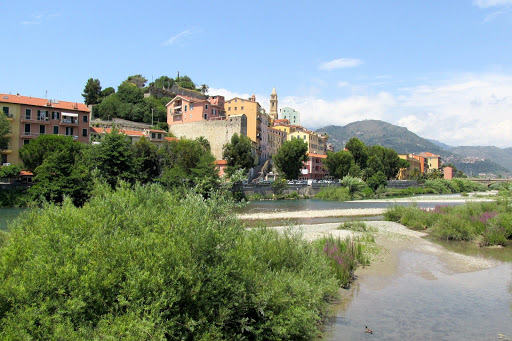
[241,194,512,340]
[0,207,27,231]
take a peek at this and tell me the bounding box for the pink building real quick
[299,153,328,180]
[166,95,225,126]
[443,166,453,180]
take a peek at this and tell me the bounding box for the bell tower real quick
[269,87,278,120]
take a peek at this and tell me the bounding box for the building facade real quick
[166,95,225,127]
[269,87,278,121]
[279,107,300,126]
[267,127,287,157]
[90,127,168,146]
[225,97,262,145]
[1,94,90,166]
[299,153,328,180]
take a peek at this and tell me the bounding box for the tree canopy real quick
[18,135,77,172]
[222,133,255,177]
[325,150,355,179]
[0,113,10,151]
[273,138,308,180]
[82,78,102,106]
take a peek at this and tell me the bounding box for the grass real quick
[384,199,512,245]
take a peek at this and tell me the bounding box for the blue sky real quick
[2,0,512,147]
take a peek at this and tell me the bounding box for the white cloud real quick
[20,12,58,25]
[474,0,512,7]
[162,29,193,46]
[318,58,363,71]
[212,74,512,148]
[337,81,350,87]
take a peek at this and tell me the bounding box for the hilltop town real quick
[1,76,450,185]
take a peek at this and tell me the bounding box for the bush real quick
[316,187,351,201]
[0,183,345,339]
[431,214,477,241]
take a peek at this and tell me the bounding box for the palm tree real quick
[199,84,209,95]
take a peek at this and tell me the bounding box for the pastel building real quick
[280,107,300,126]
[267,127,287,157]
[299,154,328,180]
[1,93,90,166]
[166,95,225,126]
[288,130,327,155]
[418,152,441,171]
[225,97,262,145]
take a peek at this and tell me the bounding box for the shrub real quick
[316,187,351,201]
[0,183,345,339]
[431,214,477,241]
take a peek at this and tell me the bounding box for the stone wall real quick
[169,115,247,159]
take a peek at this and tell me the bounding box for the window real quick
[151,133,156,139]
[82,128,88,137]
[241,106,244,110]
[53,126,59,134]
[212,109,216,115]
[204,113,208,120]
[228,107,231,111]
[52,111,59,120]
[39,125,45,135]
[157,133,162,139]
[189,114,192,119]
[185,105,187,112]
[25,109,31,119]
[24,124,30,133]
[2,107,8,115]
[83,115,88,123]
[23,140,30,146]
[235,107,237,111]
[66,127,73,136]
[190,103,194,110]
[205,104,208,109]
[235,99,237,102]
[241,99,244,103]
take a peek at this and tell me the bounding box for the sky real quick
[2,0,512,147]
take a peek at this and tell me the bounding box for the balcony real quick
[60,118,79,125]
[172,109,182,116]
[37,117,50,124]
[21,131,39,138]
[4,113,14,120]
[0,143,12,153]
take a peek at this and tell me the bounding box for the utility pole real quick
[151,108,154,126]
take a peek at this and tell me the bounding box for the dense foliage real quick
[0,113,10,151]
[0,183,369,339]
[384,195,512,245]
[222,133,255,177]
[273,138,308,180]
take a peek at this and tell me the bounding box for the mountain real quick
[317,120,511,176]
[318,120,447,155]
[427,139,453,151]
[449,146,512,172]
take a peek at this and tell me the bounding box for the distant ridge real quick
[316,120,510,175]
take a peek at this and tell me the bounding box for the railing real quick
[61,119,78,124]
[4,113,14,119]
[172,110,182,116]
[22,132,39,137]
[37,117,50,123]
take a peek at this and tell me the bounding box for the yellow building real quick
[1,102,21,165]
[397,154,422,180]
[418,152,440,171]
[225,97,262,144]
[287,130,326,155]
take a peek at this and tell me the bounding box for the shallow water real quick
[322,248,512,340]
[239,198,463,214]
[0,207,26,231]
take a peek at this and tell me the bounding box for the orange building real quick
[166,95,225,126]
[1,93,90,166]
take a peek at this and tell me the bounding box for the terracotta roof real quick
[214,160,227,165]
[0,93,90,112]
[308,153,327,158]
[164,136,178,142]
[146,129,166,133]
[166,95,206,107]
[20,170,34,176]
[418,152,440,158]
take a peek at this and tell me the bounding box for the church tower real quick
[269,87,278,120]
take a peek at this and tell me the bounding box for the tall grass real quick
[316,187,351,201]
[385,200,512,245]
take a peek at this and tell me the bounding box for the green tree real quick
[345,137,368,169]
[100,87,115,98]
[0,112,10,151]
[324,150,355,180]
[117,81,144,105]
[368,145,403,180]
[82,78,102,106]
[90,128,136,187]
[151,75,174,89]
[222,133,255,177]
[0,164,21,181]
[19,135,77,172]
[29,143,92,206]
[273,138,308,180]
[133,137,161,184]
[199,84,209,95]
[126,74,148,88]
[367,171,387,191]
